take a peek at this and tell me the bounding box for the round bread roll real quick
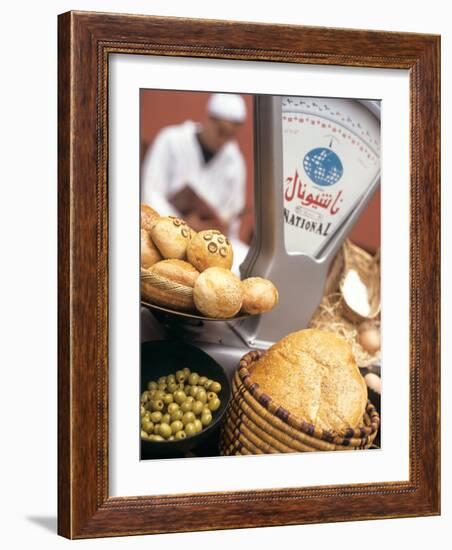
[150,216,193,260]
[241,277,279,315]
[193,267,242,318]
[186,230,233,272]
[140,203,160,232]
[140,228,162,268]
[249,329,368,432]
[141,259,200,311]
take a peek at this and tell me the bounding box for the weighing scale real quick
[141,94,381,377]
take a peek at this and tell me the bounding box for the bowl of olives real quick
[140,340,231,458]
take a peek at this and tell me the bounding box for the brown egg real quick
[358,326,381,354]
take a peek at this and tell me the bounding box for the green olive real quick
[194,419,203,433]
[207,391,216,401]
[170,409,183,422]
[196,388,207,404]
[142,411,151,421]
[192,400,204,416]
[168,436,175,441]
[141,430,149,439]
[188,373,200,386]
[148,389,157,399]
[184,422,196,436]
[198,376,208,387]
[182,411,196,425]
[151,399,164,411]
[182,367,191,378]
[141,419,154,433]
[208,397,221,412]
[153,390,165,401]
[140,405,146,415]
[158,376,167,385]
[181,399,193,413]
[189,386,199,398]
[151,434,164,442]
[176,370,186,384]
[162,393,174,405]
[150,411,163,423]
[183,384,191,395]
[159,423,172,439]
[158,382,167,392]
[201,411,212,426]
[147,381,158,391]
[175,430,186,440]
[167,402,180,415]
[203,379,213,390]
[210,381,222,393]
[153,424,160,435]
[161,413,171,425]
[170,420,184,434]
[167,374,176,384]
[140,391,150,403]
[167,381,178,393]
[174,390,187,404]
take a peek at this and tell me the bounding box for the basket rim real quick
[237,350,380,446]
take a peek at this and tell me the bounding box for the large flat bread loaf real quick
[249,329,367,432]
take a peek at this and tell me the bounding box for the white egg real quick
[364,373,381,394]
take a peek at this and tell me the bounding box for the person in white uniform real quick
[141,93,249,272]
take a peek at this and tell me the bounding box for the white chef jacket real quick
[141,121,246,228]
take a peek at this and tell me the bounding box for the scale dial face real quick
[282,97,380,257]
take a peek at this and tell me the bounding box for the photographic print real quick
[58,11,439,537]
[139,90,381,459]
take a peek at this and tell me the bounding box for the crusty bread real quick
[241,277,279,315]
[186,230,233,272]
[150,259,199,287]
[249,329,368,432]
[140,203,160,232]
[140,228,162,268]
[193,267,242,318]
[141,260,199,311]
[150,216,193,260]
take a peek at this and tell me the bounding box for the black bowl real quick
[140,340,231,459]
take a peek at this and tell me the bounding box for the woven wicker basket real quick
[219,350,380,456]
[140,267,195,312]
[339,240,380,324]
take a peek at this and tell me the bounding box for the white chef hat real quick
[207,93,246,123]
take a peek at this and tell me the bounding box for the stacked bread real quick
[140,203,278,319]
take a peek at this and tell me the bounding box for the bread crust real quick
[187,230,233,272]
[140,203,160,232]
[193,267,242,318]
[241,277,279,314]
[249,329,368,432]
[150,216,193,259]
[150,259,199,287]
[140,228,162,268]
[140,260,199,311]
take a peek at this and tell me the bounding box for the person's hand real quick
[185,212,228,235]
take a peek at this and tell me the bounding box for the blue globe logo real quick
[303,147,343,186]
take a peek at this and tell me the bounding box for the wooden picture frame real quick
[58,11,440,538]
